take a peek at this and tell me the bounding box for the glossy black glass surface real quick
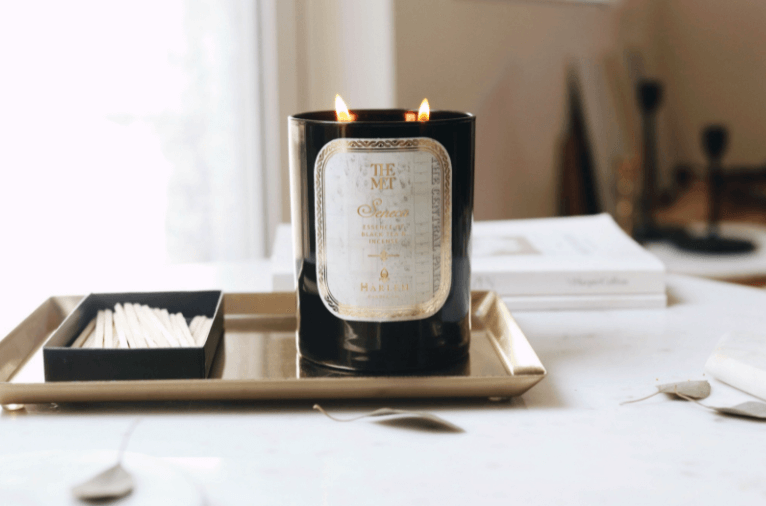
[289,110,475,372]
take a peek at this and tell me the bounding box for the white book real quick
[501,292,667,312]
[271,214,667,310]
[471,214,666,297]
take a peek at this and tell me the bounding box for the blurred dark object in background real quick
[632,82,756,254]
[632,79,688,244]
[671,125,756,254]
[557,58,766,261]
[559,74,601,217]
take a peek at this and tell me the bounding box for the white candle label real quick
[314,138,452,322]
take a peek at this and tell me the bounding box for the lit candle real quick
[289,96,475,372]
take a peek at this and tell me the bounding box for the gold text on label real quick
[313,137,452,321]
[357,198,409,218]
[368,250,399,262]
[371,163,397,190]
[360,283,409,292]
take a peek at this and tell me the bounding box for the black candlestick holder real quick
[671,125,756,254]
[633,80,687,244]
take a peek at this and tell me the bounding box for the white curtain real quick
[0,0,270,279]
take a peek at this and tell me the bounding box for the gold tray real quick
[0,291,546,406]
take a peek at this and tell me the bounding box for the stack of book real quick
[470,214,665,310]
[271,213,666,311]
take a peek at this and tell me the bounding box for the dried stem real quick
[117,418,141,463]
[313,404,371,422]
[620,391,660,405]
[675,392,716,411]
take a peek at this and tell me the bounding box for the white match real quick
[114,303,136,348]
[124,303,154,348]
[92,310,106,348]
[137,305,171,347]
[189,315,203,336]
[173,313,196,347]
[103,309,114,348]
[193,317,213,346]
[158,309,175,337]
[145,306,182,347]
[71,318,97,348]
[70,303,214,349]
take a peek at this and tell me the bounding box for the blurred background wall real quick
[277,0,766,224]
[393,0,657,220]
[278,0,661,222]
[657,0,766,167]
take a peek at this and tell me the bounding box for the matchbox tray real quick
[0,291,546,406]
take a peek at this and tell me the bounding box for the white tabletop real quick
[2,266,766,505]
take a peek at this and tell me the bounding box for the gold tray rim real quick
[0,291,546,405]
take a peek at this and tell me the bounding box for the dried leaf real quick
[676,393,766,420]
[621,380,711,405]
[71,463,134,501]
[71,418,140,500]
[313,404,464,433]
[657,380,711,399]
[715,402,766,419]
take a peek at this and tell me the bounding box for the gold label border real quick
[314,137,453,322]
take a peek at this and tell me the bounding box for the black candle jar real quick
[288,109,475,372]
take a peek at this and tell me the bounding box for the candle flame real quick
[418,98,430,122]
[335,94,355,122]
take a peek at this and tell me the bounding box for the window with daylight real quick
[0,0,278,288]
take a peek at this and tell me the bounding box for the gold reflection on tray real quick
[208,318,508,380]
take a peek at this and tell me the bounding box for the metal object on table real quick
[0,291,546,407]
[633,80,688,244]
[632,82,755,255]
[670,126,756,254]
[635,80,662,240]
